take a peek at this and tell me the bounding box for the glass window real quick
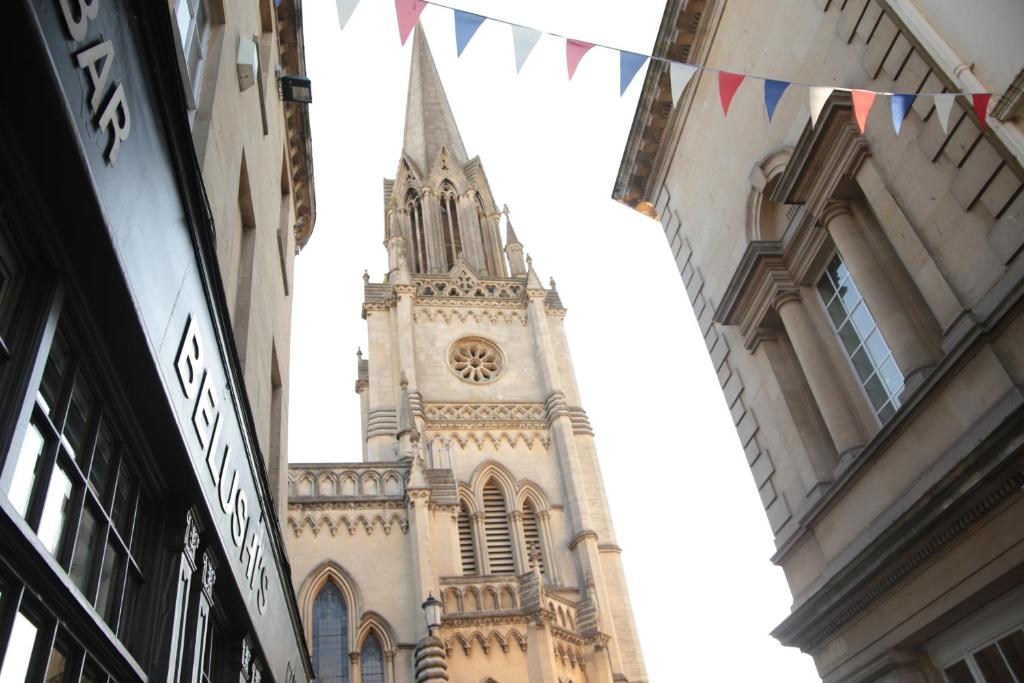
[941,628,1024,682]
[817,252,904,424]
[3,318,145,655]
[1,609,39,682]
[312,583,349,683]
[360,633,384,683]
[172,0,212,108]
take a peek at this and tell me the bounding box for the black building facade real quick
[0,1,312,681]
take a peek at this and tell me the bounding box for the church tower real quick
[286,26,648,683]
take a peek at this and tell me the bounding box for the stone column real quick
[507,510,528,574]
[822,202,937,387]
[471,511,489,574]
[537,510,560,585]
[385,650,396,683]
[349,652,361,682]
[413,636,448,683]
[775,291,868,457]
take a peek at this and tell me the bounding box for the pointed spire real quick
[503,204,521,245]
[403,25,469,173]
[526,254,543,290]
[396,370,419,443]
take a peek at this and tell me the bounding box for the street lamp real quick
[421,593,442,636]
[277,74,312,104]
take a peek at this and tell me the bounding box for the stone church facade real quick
[614,1,1024,683]
[285,26,647,683]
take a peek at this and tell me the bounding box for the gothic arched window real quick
[360,632,385,683]
[522,499,545,575]
[312,583,349,683]
[458,501,477,575]
[406,190,427,273]
[439,182,462,270]
[482,479,514,574]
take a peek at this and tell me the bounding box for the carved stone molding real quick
[287,513,409,537]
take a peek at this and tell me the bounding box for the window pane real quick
[312,583,348,683]
[944,660,978,683]
[45,641,68,683]
[7,421,45,516]
[850,302,876,339]
[96,539,123,625]
[864,375,889,412]
[63,380,94,464]
[877,402,896,425]
[0,610,38,682]
[974,643,1016,683]
[360,633,384,683]
[70,504,102,594]
[998,631,1024,678]
[837,321,861,356]
[824,295,847,329]
[38,331,70,417]
[80,659,102,683]
[817,276,836,303]
[863,329,890,366]
[110,465,134,538]
[837,278,860,312]
[850,347,874,383]
[879,357,904,399]
[89,424,116,506]
[38,463,74,556]
[175,0,193,51]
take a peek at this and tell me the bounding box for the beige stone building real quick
[285,26,647,683]
[614,1,1024,682]
[171,0,316,521]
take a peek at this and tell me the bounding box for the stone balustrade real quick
[288,463,408,500]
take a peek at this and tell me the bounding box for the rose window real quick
[450,338,503,383]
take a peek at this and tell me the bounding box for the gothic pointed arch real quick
[468,460,517,507]
[354,611,398,652]
[297,560,362,656]
[516,480,550,511]
[405,187,428,272]
[457,489,479,575]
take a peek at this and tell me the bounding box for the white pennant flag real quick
[933,93,957,133]
[336,0,359,30]
[809,86,834,126]
[669,63,698,104]
[511,25,541,73]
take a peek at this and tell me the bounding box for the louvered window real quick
[458,503,477,575]
[522,501,545,575]
[482,481,514,575]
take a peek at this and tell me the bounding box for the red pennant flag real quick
[718,72,744,116]
[394,0,425,45]
[852,89,877,133]
[972,93,991,131]
[566,39,595,80]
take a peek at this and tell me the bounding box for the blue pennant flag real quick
[454,10,486,57]
[764,79,789,121]
[891,94,916,134]
[619,51,648,96]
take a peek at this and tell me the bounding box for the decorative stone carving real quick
[449,337,504,384]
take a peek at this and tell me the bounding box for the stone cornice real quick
[275,0,316,248]
[611,0,719,213]
[714,241,795,351]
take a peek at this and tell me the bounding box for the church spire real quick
[402,24,468,173]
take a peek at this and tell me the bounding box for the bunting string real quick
[344,0,997,131]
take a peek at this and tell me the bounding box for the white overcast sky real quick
[288,1,820,680]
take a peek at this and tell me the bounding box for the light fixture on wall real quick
[421,593,442,636]
[278,75,312,104]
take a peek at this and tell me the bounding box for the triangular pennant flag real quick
[566,39,595,80]
[669,62,697,103]
[851,89,877,133]
[764,79,789,121]
[619,51,648,96]
[933,93,957,133]
[511,25,541,73]
[718,72,745,116]
[809,87,834,126]
[890,94,916,134]
[454,10,486,57]
[394,0,425,45]
[336,0,359,30]
[972,93,991,131]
